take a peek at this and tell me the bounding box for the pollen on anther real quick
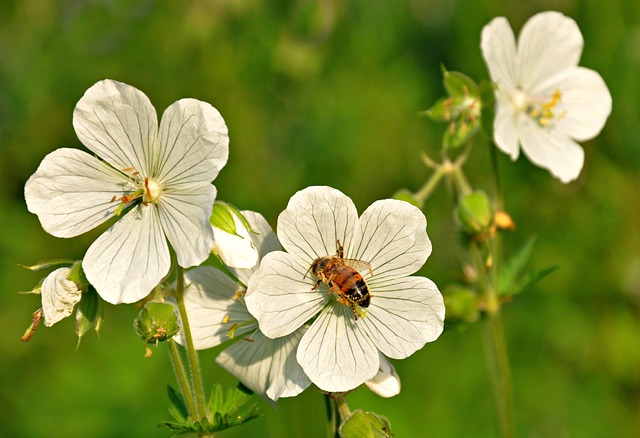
[222,315,230,324]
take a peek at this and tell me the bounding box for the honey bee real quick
[308,241,373,320]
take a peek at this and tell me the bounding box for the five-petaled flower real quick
[25,80,229,304]
[174,211,312,402]
[481,11,612,183]
[245,186,445,393]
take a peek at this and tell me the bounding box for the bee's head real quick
[310,257,331,276]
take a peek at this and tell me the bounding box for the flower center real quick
[110,168,163,215]
[143,177,162,203]
[519,90,567,128]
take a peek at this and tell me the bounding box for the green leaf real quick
[498,238,558,296]
[160,384,260,434]
[166,385,189,423]
[339,410,394,438]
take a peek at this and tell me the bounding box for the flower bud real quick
[210,202,259,269]
[455,190,494,236]
[134,302,179,344]
[41,267,83,327]
[442,285,479,325]
[364,355,401,398]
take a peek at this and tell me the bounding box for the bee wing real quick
[342,258,373,276]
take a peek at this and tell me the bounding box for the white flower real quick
[25,80,229,304]
[363,354,401,398]
[175,211,312,401]
[211,209,259,269]
[481,11,612,183]
[245,186,445,393]
[41,267,82,327]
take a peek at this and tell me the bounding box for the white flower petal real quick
[551,67,612,141]
[350,199,430,281]
[216,328,311,401]
[83,206,170,304]
[157,184,216,268]
[212,211,259,270]
[517,11,583,91]
[297,303,379,392]
[519,118,585,183]
[364,355,401,398]
[73,80,157,175]
[156,98,229,187]
[245,251,328,338]
[480,16,517,90]
[493,104,520,160]
[41,267,82,327]
[277,186,359,263]
[362,276,444,359]
[24,148,132,238]
[228,211,281,286]
[174,266,252,350]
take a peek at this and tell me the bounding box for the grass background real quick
[1,0,639,436]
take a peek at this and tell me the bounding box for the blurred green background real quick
[1,0,639,436]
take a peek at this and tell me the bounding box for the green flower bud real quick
[339,409,394,438]
[442,285,479,325]
[134,302,179,344]
[455,190,494,236]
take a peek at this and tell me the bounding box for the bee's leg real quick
[311,279,322,290]
[350,303,359,321]
[336,240,344,258]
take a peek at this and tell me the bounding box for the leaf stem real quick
[175,265,207,422]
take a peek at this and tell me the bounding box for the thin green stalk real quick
[333,394,352,422]
[168,338,197,419]
[324,394,339,438]
[483,306,514,438]
[470,241,514,438]
[175,266,207,422]
[414,165,447,204]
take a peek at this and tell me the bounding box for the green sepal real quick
[339,409,394,438]
[391,189,423,209]
[210,201,238,236]
[422,96,454,122]
[443,68,480,99]
[442,285,479,327]
[18,259,75,271]
[134,302,180,344]
[443,116,480,149]
[455,190,494,236]
[66,261,89,289]
[498,238,558,297]
[210,201,257,238]
[75,288,103,345]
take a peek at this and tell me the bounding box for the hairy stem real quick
[175,266,207,422]
[168,338,197,419]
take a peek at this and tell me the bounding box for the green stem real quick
[452,165,472,196]
[414,165,447,204]
[470,241,514,438]
[333,394,352,422]
[168,338,197,419]
[324,394,339,438]
[482,307,514,438]
[175,266,207,422]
